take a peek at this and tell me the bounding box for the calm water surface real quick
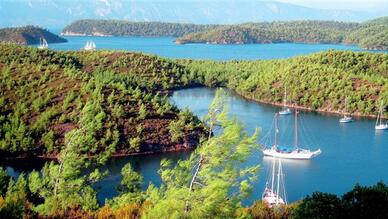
[169,88,388,205]
[47,36,369,60]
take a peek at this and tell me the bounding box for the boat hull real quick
[262,148,321,159]
[279,108,292,115]
[375,124,388,130]
[339,117,353,123]
[262,189,285,206]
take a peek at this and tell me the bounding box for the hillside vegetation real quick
[62,19,218,37]
[0,44,204,159]
[0,26,67,45]
[177,50,388,117]
[176,17,388,50]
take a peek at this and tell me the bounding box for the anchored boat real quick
[262,111,321,159]
[339,98,353,123]
[375,102,388,130]
[37,37,48,49]
[262,158,286,207]
[83,41,96,51]
[279,87,292,115]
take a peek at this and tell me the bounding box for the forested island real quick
[61,19,217,37]
[0,26,67,45]
[176,17,388,50]
[61,17,388,50]
[1,44,388,218]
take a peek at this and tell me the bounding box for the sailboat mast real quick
[284,88,287,108]
[276,159,281,205]
[294,110,298,148]
[271,158,275,192]
[274,113,278,146]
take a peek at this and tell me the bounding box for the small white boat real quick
[37,37,48,49]
[339,98,353,123]
[261,111,321,160]
[339,115,353,123]
[262,158,286,207]
[375,102,388,130]
[83,41,96,51]
[279,87,292,115]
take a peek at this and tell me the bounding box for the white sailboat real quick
[83,41,96,51]
[279,88,292,115]
[37,37,48,49]
[262,158,286,207]
[375,102,388,130]
[339,98,353,123]
[262,111,321,159]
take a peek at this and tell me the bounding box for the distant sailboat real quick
[37,37,48,49]
[262,111,321,159]
[339,98,353,123]
[279,87,292,115]
[262,158,286,207]
[375,102,388,130]
[83,41,96,51]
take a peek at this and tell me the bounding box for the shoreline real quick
[232,89,384,119]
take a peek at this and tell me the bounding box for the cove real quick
[4,87,388,206]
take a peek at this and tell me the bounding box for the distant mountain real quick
[0,26,67,45]
[0,0,384,28]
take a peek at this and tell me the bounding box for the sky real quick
[275,0,388,11]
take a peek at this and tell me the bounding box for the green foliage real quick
[0,168,10,197]
[63,19,217,37]
[293,192,343,219]
[177,17,388,50]
[129,137,141,153]
[178,50,388,116]
[144,90,260,218]
[0,174,29,219]
[0,113,35,153]
[118,163,143,194]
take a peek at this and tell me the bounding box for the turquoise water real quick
[170,88,388,205]
[48,36,368,60]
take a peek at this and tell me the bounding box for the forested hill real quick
[176,17,388,50]
[0,26,67,45]
[176,50,388,117]
[61,19,218,37]
[0,44,205,159]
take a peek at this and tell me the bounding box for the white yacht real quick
[37,37,48,49]
[262,111,321,160]
[83,41,96,51]
[339,98,353,123]
[262,158,286,207]
[279,88,292,115]
[375,102,388,130]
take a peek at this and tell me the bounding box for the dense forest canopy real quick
[61,19,219,37]
[0,44,205,159]
[176,50,388,117]
[176,17,388,50]
[0,26,67,45]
